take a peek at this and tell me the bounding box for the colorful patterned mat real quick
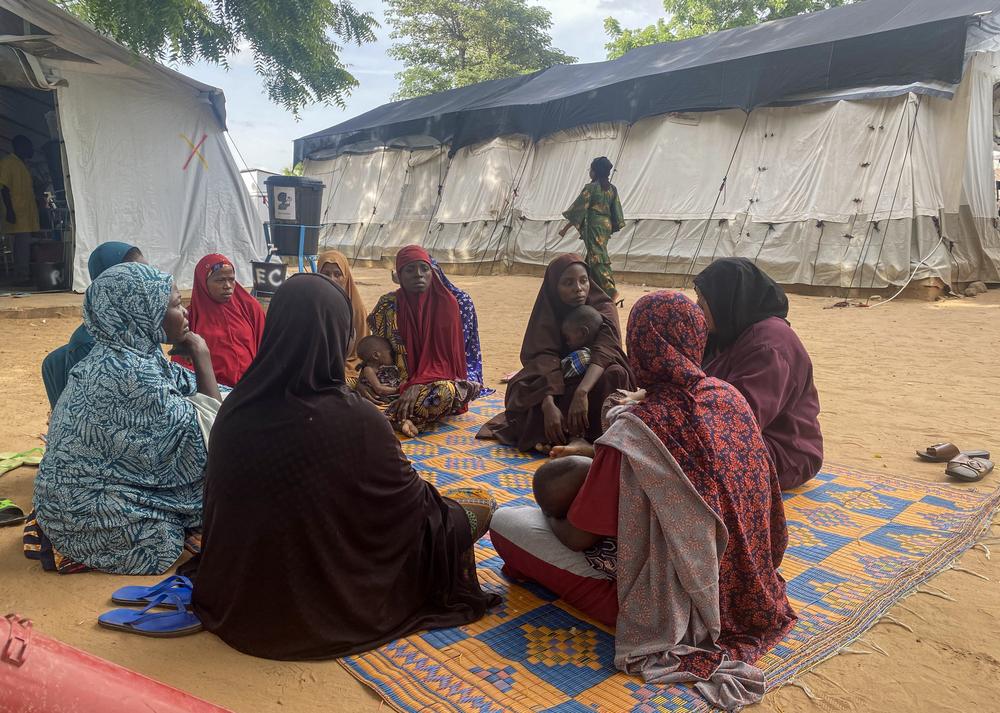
[342,397,1000,712]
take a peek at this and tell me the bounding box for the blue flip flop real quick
[98,593,202,637]
[110,574,193,607]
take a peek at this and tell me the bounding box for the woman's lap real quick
[489,506,618,627]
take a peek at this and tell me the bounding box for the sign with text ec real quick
[251,261,287,297]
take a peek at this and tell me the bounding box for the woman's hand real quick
[354,380,382,404]
[542,397,567,446]
[389,385,422,423]
[174,332,220,401]
[567,389,589,437]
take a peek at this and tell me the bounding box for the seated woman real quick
[25,262,221,575]
[41,242,145,408]
[173,253,265,388]
[190,273,498,660]
[489,292,796,711]
[478,253,634,452]
[694,257,823,490]
[361,245,479,434]
[318,249,369,376]
[430,257,493,397]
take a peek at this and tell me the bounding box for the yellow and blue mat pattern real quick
[342,397,1000,712]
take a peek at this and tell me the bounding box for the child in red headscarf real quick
[364,245,480,435]
[173,254,266,387]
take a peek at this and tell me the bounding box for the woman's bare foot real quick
[534,443,552,454]
[550,438,595,459]
[400,419,419,438]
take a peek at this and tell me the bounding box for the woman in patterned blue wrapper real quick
[23,262,222,575]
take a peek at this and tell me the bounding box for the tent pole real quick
[351,146,390,267]
[423,147,451,256]
[866,95,923,295]
[809,221,826,286]
[847,97,910,292]
[682,109,752,287]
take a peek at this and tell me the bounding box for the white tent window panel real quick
[395,147,448,221]
[515,122,626,221]
[435,137,530,224]
[306,149,408,225]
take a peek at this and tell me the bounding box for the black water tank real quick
[264,175,325,256]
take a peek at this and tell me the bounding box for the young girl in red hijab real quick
[364,245,479,435]
[173,254,265,387]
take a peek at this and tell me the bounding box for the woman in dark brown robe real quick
[478,253,635,452]
[191,273,498,660]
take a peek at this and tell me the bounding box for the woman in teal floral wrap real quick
[559,156,625,302]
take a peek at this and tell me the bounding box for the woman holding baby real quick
[477,253,635,452]
[489,291,795,711]
[361,245,481,436]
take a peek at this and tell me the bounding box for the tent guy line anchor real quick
[181,133,209,171]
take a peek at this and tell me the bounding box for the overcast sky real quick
[181,0,665,172]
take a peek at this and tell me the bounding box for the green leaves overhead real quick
[57,0,378,114]
[605,0,856,59]
[385,0,575,100]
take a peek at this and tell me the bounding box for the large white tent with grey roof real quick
[296,0,1000,291]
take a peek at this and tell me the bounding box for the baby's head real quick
[561,305,603,350]
[357,335,393,367]
[533,456,591,519]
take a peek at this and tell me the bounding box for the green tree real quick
[55,0,378,114]
[386,0,576,100]
[605,0,856,59]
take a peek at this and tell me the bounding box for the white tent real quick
[298,1,1000,290]
[0,0,264,290]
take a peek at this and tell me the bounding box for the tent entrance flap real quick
[0,81,75,292]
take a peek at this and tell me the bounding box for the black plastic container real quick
[263,175,325,256]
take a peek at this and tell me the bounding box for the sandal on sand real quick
[98,593,202,637]
[0,448,44,476]
[916,443,989,463]
[0,499,25,527]
[111,574,193,607]
[945,455,994,483]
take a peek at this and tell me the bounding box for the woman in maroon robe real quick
[477,253,634,451]
[694,258,823,490]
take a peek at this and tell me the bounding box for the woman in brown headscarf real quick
[191,273,498,660]
[478,254,635,452]
[318,249,369,373]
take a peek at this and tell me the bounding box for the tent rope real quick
[846,97,911,291]
[681,110,752,286]
[476,142,532,276]
[865,94,924,293]
[351,146,390,266]
[423,147,453,255]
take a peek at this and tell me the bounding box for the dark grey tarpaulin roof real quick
[295,0,1000,162]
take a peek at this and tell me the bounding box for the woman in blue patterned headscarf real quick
[25,262,221,575]
[40,241,145,408]
[429,258,494,398]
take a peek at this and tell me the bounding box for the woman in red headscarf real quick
[173,254,266,387]
[363,245,479,435]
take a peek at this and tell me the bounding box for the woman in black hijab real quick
[191,273,498,660]
[694,258,823,490]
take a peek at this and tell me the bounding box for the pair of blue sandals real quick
[98,575,202,637]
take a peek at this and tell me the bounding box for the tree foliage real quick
[55,0,378,114]
[605,0,856,59]
[386,0,575,100]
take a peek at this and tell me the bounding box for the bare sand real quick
[1,268,998,712]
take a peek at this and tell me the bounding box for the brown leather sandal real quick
[945,454,994,482]
[916,443,990,462]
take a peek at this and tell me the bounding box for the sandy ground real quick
[1,267,999,712]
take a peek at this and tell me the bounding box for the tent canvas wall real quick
[0,0,264,291]
[241,168,277,228]
[296,0,1000,290]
